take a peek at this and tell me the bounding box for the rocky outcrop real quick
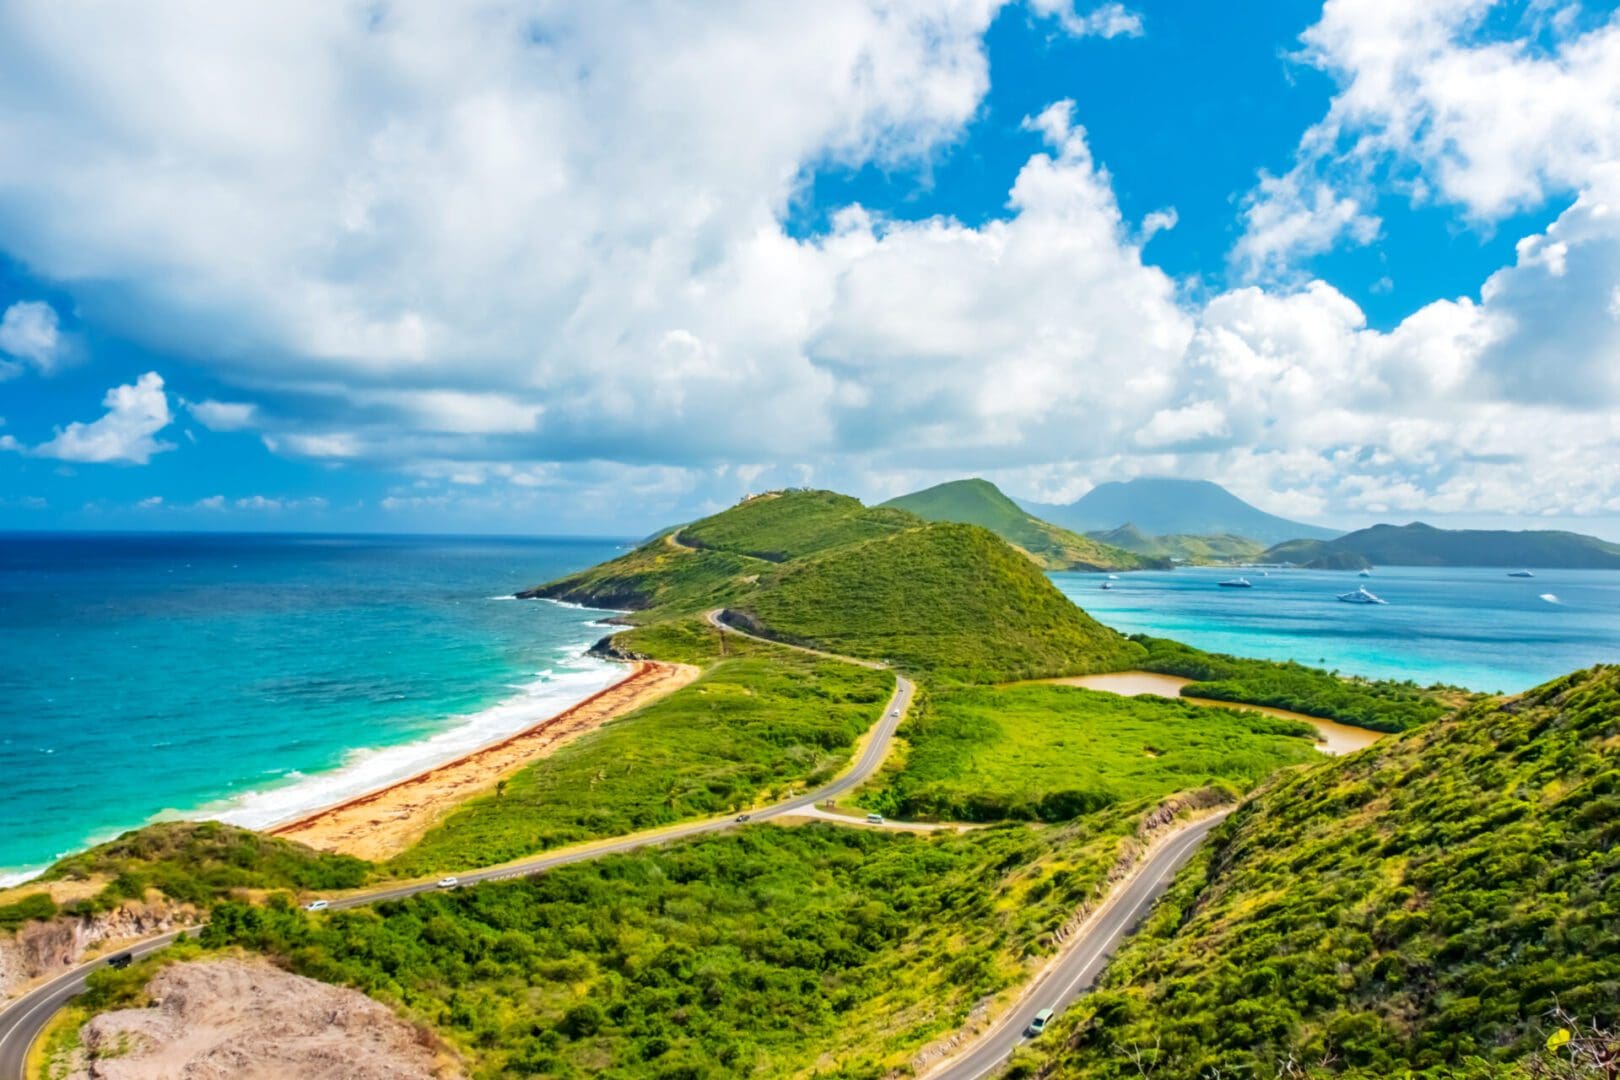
[65,957,459,1079]
[0,899,199,1002]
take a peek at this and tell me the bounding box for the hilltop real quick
[1085,523,1265,565]
[732,522,1144,681]
[1043,663,1620,1079]
[880,479,1163,571]
[519,489,917,617]
[1264,520,1620,569]
[524,489,1144,681]
[1027,477,1337,545]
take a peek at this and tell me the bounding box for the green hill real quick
[731,522,1144,681]
[679,488,916,562]
[520,489,916,617]
[1263,521,1620,569]
[1086,523,1266,565]
[881,478,1163,571]
[1043,664,1620,1079]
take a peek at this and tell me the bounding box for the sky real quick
[2,0,1619,538]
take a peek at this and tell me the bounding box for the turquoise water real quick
[1053,565,1620,692]
[0,533,626,883]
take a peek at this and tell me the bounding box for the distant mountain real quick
[880,478,1166,571]
[1024,478,1337,546]
[1086,523,1267,565]
[1263,521,1620,569]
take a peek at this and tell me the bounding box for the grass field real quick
[389,627,892,876]
[858,683,1320,822]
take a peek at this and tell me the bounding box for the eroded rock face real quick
[68,958,458,1080]
[0,900,198,1002]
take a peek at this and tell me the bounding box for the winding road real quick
[0,610,1222,1079]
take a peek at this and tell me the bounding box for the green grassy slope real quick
[881,479,1161,571]
[389,619,892,875]
[1042,664,1620,1080]
[518,537,755,617]
[734,523,1146,681]
[1087,523,1266,564]
[858,683,1319,822]
[34,821,370,910]
[1136,635,1473,732]
[678,488,917,562]
[204,804,1199,1080]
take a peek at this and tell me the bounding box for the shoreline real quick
[269,657,700,861]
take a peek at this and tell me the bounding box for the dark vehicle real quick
[106,953,133,970]
[735,813,751,822]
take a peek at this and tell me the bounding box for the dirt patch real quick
[63,957,458,1079]
[271,660,699,861]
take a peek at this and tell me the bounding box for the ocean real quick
[1053,564,1620,693]
[6,536,1618,884]
[0,533,625,884]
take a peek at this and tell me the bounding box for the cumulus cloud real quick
[184,398,259,431]
[30,372,175,464]
[0,2,1617,524]
[0,300,65,377]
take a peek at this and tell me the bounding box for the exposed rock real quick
[67,957,458,1079]
[0,899,199,1003]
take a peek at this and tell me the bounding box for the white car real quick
[437,876,459,889]
[865,813,885,825]
[303,899,329,912]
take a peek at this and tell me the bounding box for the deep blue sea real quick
[1053,565,1620,693]
[0,533,625,883]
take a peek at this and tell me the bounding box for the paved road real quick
[0,609,1218,1080]
[0,621,910,1079]
[926,811,1230,1080]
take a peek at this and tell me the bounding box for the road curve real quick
[0,621,911,1079]
[926,810,1230,1080]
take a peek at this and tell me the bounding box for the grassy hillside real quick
[1087,523,1266,565]
[678,488,917,562]
[1263,521,1620,569]
[33,821,370,911]
[518,537,755,617]
[881,479,1161,571]
[391,620,891,875]
[858,683,1319,823]
[734,523,1146,681]
[1137,635,1470,732]
[1042,664,1620,1079]
[204,805,1195,1080]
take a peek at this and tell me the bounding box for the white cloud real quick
[1139,207,1177,243]
[1027,1,1144,39]
[135,495,163,509]
[195,495,225,510]
[31,371,175,464]
[184,398,258,431]
[0,300,64,377]
[0,2,1618,524]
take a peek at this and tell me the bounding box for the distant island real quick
[1264,521,1620,570]
[1023,477,1337,546]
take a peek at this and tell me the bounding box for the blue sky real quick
[2,0,1619,537]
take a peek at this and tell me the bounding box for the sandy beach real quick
[271,659,700,861]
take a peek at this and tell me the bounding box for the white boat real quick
[1338,586,1387,605]
[1106,573,1119,580]
[1101,581,1113,590]
[1218,577,1253,588]
[1508,569,1535,578]
[1358,569,1372,578]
